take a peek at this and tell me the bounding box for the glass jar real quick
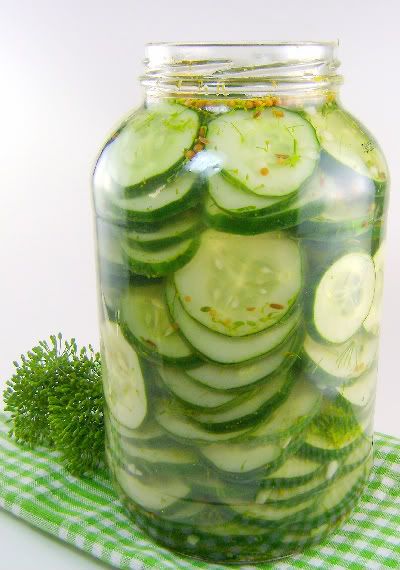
[92,43,389,564]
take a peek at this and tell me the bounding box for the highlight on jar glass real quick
[92,42,389,564]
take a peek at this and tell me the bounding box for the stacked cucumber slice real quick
[93,98,388,563]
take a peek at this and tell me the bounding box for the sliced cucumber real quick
[338,367,376,409]
[310,251,375,344]
[158,366,237,410]
[247,377,321,443]
[101,321,147,430]
[114,467,190,511]
[96,221,129,284]
[107,414,165,443]
[263,455,324,488]
[204,181,324,235]
[126,209,202,250]
[120,283,199,366]
[155,399,250,444]
[256,469,330,506]
[173,229,302,337]
[107,173,203,222]
[185,331,300,391]
[190,370,293,433]
[364,243,385,335]
[304,331,378,384]
[232,496,316,526]
[167,280,301,364]
[207,107,320,197]
[299,430,361,461]
[121,235,199,277]
[114,437,198,468]
[290,461,367,529]
[341,437,371,473]
[295,167,378,239]
[200,439,283,474]
[307,104,388,184]
[208,173,295,216]
[106,102,200,192]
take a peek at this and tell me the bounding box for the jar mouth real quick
[142,41,342,100]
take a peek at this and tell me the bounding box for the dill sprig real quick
[3,334,104,476]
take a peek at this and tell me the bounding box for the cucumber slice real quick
[296,167,378,239]
[207,107,320,197]
[310,251,375,344]
[200,439,283,474]
[120,283,199,366]
[299,430,361,461]
[114,467,190,511]
[96,221,128,284]
[247,377,321,443]
[185,331,300,391]
[204,183,324,235]
[338,367,376,409]
[304,331,378,384]
[101,321,147,430]
[107,414,165,443]
[364,243,385,335]
[107,173,203,222]
[307,104,388,184]
[158,366,237,410]
[167,280,301,365]
[155,399,250,444]
[208,174,295,216]
[114,437,198,468]
[174,229,302,336]
[232,496,316,526]
[290,461,367,529]
[256,469,330,506]
[341,437,371,473]
[106,102,200,192]
[121,236,199,278]
[126,209,202,250]
[190,370,293,433]
[263,455,324,488]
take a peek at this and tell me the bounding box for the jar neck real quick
[141,42,342,106]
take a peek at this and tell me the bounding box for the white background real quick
[1,0,399,567]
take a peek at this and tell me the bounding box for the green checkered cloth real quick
[0,413,398,570]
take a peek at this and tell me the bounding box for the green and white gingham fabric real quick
[0,412,398,570]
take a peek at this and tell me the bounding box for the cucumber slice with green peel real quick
[200,439,283,474]
[107,173,203,222]
[190,370,293,433]
[105,102,200,193]
[303,331,378,384]
[167,279,301,365]
[113,437,198,468]
[306,104,388,184]
[299,430,361,461]
[232,496,316,526]
[204,183,324,235]
[120,283,199,367]
[101,321,147,430]
[256,469,332,506]
[155,399,250,444]
[207,107,320,197]
[263,455,324,488]
[364,244,385,335]
[126,209,202,250]
[158,366,237,410]
[341,437,371,473]
[185,331,301,391]
[107,414,165,443]
[309,251,375,344]
[290,461,367,530]
[121,235,200,278]
[114,467,191,511]
[173,229,302,337]
[247,377,321,443]
[208,173,295,216]
[338,367,376,409]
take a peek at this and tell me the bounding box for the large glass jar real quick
[92,43,389,564]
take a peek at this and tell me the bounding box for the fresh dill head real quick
[3,334,104,476]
